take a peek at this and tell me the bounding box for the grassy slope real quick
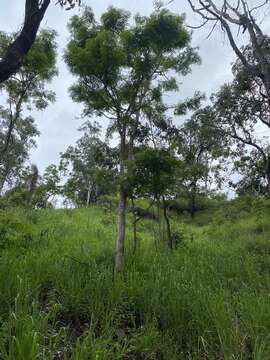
[1,198,270,359]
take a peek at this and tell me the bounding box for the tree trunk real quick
[25,164,38,207]
[114,112,137,271]
[0,117,15,163]
[0,0,50,83]
[0,166,10,194]
[266,157,270,195]
[115,188,127,272]
[190,193,195,218]
[131,197,138,255]
[86,181,91,207]
[162,195,172,249]
[115,128,128,273]
[190,181,197,218]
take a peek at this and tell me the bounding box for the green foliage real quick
[60,121,118,207]
[131,147,179,199]
[0,29,58,110]
[212,51,270,193]
[0,29,58,193]
[64,5,199,141]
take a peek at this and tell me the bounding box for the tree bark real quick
[0,166,10,194]
[115,128,128,273]
[162,195,172,249]
[25,164,38,207]
[0,117,15,163]
[115,187,127,272]
[86,181,91,207]
[0,0,50,84]
[190,181,197,218]
[266,157,270,195]
[131,197,139,255]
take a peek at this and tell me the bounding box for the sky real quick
[0,0,240,173]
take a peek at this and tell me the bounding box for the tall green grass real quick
[0,198,270,359]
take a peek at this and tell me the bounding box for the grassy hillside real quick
[1,198,270,359]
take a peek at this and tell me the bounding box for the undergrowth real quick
[0,197,270,359]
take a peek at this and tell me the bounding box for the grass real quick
[0,197,270,359]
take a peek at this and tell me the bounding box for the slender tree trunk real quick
[114,112,138,271]
[266,157,270,195]
[25,165,38,208]
[190,181,197,218]
[86,181,91,207]
[115,187,127,272]
[190,193,195,218]
[267,177,270,196]
[131,197,138,255]
[162,195,172,249]
[0,166,10,194]
[0,94,27,163]
[115,129,128,273]
[0,117,15,163]
[262,72,270,109]
[155,196,163,244]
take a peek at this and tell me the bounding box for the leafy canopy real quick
[0,29,58,110]
[65,6,199,126]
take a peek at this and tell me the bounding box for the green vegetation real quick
[1,198,270,359]
[1,2,270,359]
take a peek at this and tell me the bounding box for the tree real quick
[25,164,38,207]
[0,116,39,193]
[187,0,270,106]
[1,163,61,208]
[173,106,226,217]
[131,147,179,249]
[33,164,61,208]
[65,6,199,271]
[233,150,270,196]
[212,57,270,194]
[0,0,80,83]
[60,121,118,207]
[0,29,57,193]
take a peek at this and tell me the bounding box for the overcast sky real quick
[1,0,240,173]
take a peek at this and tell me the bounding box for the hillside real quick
[1,198,270,359]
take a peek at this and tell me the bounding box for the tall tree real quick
[0,29,57,192]
[60,121,118,207]
[212,57,270,194]
[0,0,80,83]
[233,150,270,196]
[173,106,226,216]
[65,6,199,271]
[0,116,39,192]
[131,147,179,249]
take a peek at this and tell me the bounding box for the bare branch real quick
[206,19,218,39]
[250,0,269,14]
[187,19,209,29]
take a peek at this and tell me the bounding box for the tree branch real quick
[0,0,50,83]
